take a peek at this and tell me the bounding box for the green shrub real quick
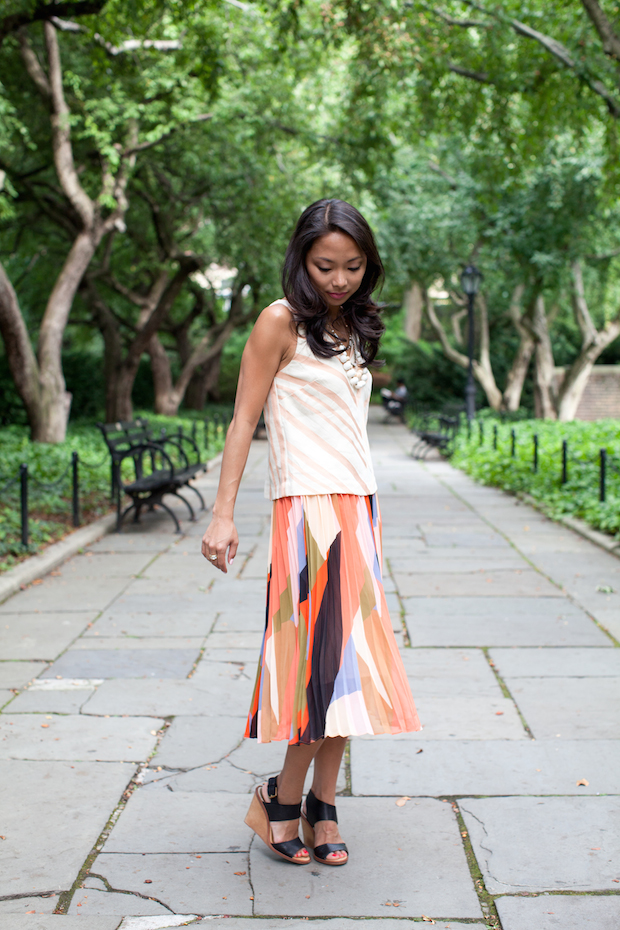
[452,416,620,539]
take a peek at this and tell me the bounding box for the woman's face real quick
[305,231,367,313]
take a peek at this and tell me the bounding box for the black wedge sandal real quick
[301,788,348,866]
[244,776,310,865]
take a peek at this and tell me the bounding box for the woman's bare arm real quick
[201,303,295,572]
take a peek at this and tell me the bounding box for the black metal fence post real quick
[72,451,80,527]
[561,440,568,485]
[478,420,484,446]
[511,429,516,458]
[20,463,28,548]
[600,448,607,503]
[493,424,498,450]
[533,434,538,473]
[204,418,210,452]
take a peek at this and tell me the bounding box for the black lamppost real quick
[460,263,483,421]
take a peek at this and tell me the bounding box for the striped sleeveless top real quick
[263,299,377,500]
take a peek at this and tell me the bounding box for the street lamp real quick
[460,263,483,421]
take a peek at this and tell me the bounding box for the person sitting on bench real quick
[381,379,408,419]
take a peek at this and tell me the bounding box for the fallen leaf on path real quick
[396,796,411,807]
[416,749,423,754]
[495,711,504,715]
[234,871,246,875]
[26,911,36,914]
[576,779,589,786]
[32,579,43,585]
[422,917,435,924]
[591,847,601,850]
[40,724,49,728]
[144,880,152,884]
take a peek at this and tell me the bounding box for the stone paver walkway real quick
[1,410,619,930]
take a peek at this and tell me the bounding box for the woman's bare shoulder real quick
[252,301,296,341]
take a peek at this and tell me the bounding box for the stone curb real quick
[0,452,223,605]
[519,491,620,560]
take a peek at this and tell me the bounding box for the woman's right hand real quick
[201,516,239,574]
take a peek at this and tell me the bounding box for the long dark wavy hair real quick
[282,199,385,366]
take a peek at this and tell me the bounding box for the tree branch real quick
[0,1,106,46]
[580,0,620,64]
[17,31,51,97]
[448,62,492,83]
[570,259,598,344]
[43,21,94,227]
[458,0,620,117]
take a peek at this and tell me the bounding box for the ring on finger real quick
[209,554,217,561]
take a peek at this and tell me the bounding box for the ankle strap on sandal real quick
[306,788,338,825]
[264,777,302,822]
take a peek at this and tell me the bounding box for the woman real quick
[201,199,421,868]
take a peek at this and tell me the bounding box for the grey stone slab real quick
[490,647,619,677]
[0,661,47,689]
[0,575,130,613]
[69,888,170,916]
[41,649,199,680]
[389,555,526,572]
[212,611,266,633]
[53,551,156,578]
[495,893,620,930]
[92,852,252,916]
[0,920,121,930]
[88,534,174,553]
[0,714,161,761]
[400,648,503,697]
[104,791,253,852]
[395,570,560,597]
[201,648,260,665]
[131,922,482,930]
[145,759,256,794]
[0,894,58,914]
[87,611,214,638]
[421,528,512,548]
[405,597,608,647]
[83,675,252,718]
[394,694,526,739]
[98,591,212,615]
[594,607,620,642]
[0,760,135,895]
[351,738,620,796]
[506,676,620,738]
[151,715,244,769]
[7,688,95,713]
[204,631,263,650]
[251,796,481,918]
[0,612,98,660]
[0,688,14,707]
[461,796,620,892]
[70,636,206,651]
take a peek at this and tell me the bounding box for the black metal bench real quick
[97,418,207,533]
[411,411,460,460]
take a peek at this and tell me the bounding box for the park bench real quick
[97,418,207,533]
[410,410,460,460]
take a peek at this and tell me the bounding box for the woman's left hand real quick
[201,515,238,574]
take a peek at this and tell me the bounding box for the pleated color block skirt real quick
[245,493,421,744]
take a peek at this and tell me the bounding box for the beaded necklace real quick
[327,323,370,391]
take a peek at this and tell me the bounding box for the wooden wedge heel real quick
[244,776,310,865]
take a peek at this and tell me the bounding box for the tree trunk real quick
[0,260,44,436]
[403,283,423,342]
[556,261,620,420]
[530,294,558,419]
[502,284,533,412]
[149,334,177,415]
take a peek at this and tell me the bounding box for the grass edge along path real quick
[449,415,620,543]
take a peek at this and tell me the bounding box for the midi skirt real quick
[245,493,421,744]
